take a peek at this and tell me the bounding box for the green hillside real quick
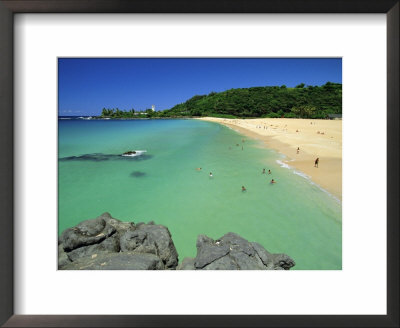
[162,82,341,119]
[99,82,341,119]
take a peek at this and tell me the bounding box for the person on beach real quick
[270,179,276,184]
[209,172,213,177]
[242,186,246,192]
[262,168,266,174]
[268,169,271,174]
[297,147,300,154]
[314,158,319,168]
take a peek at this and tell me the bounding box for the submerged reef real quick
[59,153,153,162]
[59,213,295,270]
[130,171,147,178]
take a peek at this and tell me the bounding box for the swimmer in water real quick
[242,186,246,192]
[270,179,276,184]
[209,172,213,177]
[262,168,266,174]
[268,169,271,174]
[195,167,202,171]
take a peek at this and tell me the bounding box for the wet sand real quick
[197,117,342,200]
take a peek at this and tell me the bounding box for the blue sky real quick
[58,58,342,116]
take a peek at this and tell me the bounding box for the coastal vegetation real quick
[98,82,341,119]
[100,108,154,118]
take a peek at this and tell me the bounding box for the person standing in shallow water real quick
[262,168,266,174]
[242,186,246,192]
[209,172,213,178]
[314,157,319,168]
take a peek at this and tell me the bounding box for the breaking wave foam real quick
[276,159,291,169]
[276,160,340,204]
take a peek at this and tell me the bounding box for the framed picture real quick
[0,0,398,327]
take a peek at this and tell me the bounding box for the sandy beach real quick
[197,117,342,200]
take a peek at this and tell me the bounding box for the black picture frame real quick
[0,1,398,327]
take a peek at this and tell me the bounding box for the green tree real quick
[291,105,317,118]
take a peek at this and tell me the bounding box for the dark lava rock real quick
[59,213,134,268]
[58,244,71,269]
[58,213,178,270]
[120,230,148,252]
[60,216,116,252]
[120,223,179,269]
[180,232,295,270]
[61,252,164,270]
[99,212,135,236]
[270,253,296,270]
[251,242,296,270]
[66,233,120,262]
[194,235,230,269]
[203,255,239,270]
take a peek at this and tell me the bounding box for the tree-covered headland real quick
[99,82,341,119]
[100,108,155,118]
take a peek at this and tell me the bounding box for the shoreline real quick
[197,117,342,201]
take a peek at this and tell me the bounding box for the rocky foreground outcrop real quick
[59,213,295,270]
[59,213,178,270]
[178,233,295,270]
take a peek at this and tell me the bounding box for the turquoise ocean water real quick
[58,118,342,269]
